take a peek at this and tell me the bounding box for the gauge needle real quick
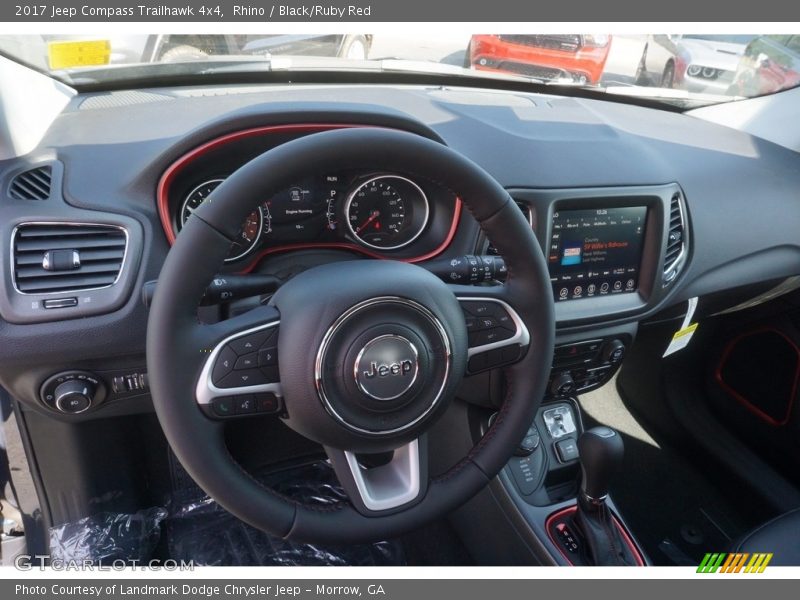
[356,210,381,234]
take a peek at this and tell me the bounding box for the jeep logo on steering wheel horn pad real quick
[355,335,419,401]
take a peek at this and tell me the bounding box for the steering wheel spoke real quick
[193,305,283,420]
[454,291,531,374]
[325,435,428,516]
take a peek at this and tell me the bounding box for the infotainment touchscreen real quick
[548,207,647,301]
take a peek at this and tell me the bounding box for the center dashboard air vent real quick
[12,224,127,294]
[663,192,687,284]
[486,200,535,255]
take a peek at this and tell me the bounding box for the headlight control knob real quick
[54,379,96,413]
[40,371,105,415]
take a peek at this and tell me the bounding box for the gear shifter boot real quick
[574,496,640,566]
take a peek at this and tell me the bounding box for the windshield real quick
[1,33,798,107]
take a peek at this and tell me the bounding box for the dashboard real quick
[2,82,800,421]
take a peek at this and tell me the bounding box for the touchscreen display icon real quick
[561,246,582,266]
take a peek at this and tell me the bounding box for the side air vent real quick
[487,200,535,255]
[12,224,127,294]
[663,193,687,284]
[8,166,53,200]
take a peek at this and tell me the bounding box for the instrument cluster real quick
[170,170,452,264]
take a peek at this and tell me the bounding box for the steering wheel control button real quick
[255,392,281,413]
[496,313,515,331]
[258,347,278,367]
[474,327,514,347]
[207,393,282,419]
[229,328,275,355]
[212,397,234,417]
[501,345,522,363]
[555,438,580,463]
[233,352,258,370]
[259,366,280,383]
[466,343,523,374]
[354,335,420,401]
[216,368,269,388]
[461,301,495,317]
[233,395,257,414]
[212,346,237,383]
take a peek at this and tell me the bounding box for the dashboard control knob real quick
[550,372,575,397]
[603,339,626,365]
[54,379,95,414]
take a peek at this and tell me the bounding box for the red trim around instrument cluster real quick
[156,123,463,271]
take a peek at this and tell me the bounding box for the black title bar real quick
[3,0,800,22]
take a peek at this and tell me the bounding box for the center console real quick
[461,186,680,564]
[487,395,647,566]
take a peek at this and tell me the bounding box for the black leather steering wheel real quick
[147,127,554,544]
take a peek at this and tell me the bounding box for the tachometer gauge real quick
[179,179,263,262]
[345,175,429,250]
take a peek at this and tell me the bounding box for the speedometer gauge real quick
[344,175,429,250]
[179,179,263,262]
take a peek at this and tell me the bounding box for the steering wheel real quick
[147,127,554,544]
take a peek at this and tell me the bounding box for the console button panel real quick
[500,399,583,505]
[548,336,630,396]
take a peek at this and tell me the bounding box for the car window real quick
[0,33,798,108]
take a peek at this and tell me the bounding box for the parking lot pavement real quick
[369,32,471,66]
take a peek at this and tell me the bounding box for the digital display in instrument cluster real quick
[261,176,338,242]
[548,207,647,301]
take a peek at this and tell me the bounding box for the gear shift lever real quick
[571,426,640,565]
[578,426,624,506]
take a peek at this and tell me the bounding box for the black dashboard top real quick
[2,82,800,366]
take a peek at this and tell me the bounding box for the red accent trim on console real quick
[714,327,799,427]
[545,504,645,566]
[156,123,463,271]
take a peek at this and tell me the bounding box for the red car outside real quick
[467,34,612,85]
